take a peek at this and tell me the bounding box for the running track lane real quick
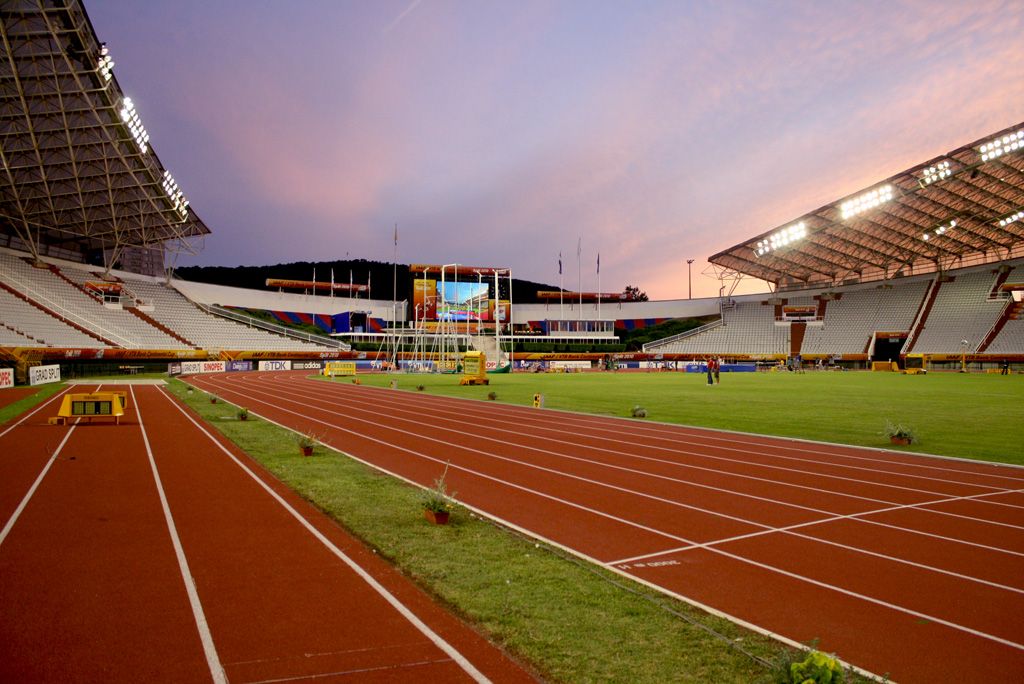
[0,384,214,681]
[188,371,1024,682]
[0,385,535,683]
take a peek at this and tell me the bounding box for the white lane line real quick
[303,376,1024,503]
[0,384,93,549]
[195,376,1024,653]
[157,386,492,684]
[132,386,226,684]
[258,377,1024,558]
[0,385,70,439]
[298,373,1024,486]
[209,375,1024,585]
[0,418,78,549]
[230,377,1024,535]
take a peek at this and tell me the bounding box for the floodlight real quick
[997,209,1024,228]
[161,170,189,221]
[920,160,951,185]
[119,97,150,153]
[978,129,1024,162]
[97,44,114,82]
[840,185,893,219]
[754,221,806,257]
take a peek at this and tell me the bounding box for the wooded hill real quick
[174,259,562,304]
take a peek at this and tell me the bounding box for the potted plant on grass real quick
[209,394,218,404]
[237,407,249,421]
[420,464,455,525]
[296,432,318,456]
[883,421,915,446]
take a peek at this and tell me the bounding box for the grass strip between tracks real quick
[165,378,881,683]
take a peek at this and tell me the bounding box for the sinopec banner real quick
[181,361,226,374]
[0,367,14,389]
[29,364,61,386]
[258,360,292,372]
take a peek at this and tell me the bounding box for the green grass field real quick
[335,370,1024,465]
[10,369,1013,682]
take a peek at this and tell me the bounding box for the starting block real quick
[51,391,127,425]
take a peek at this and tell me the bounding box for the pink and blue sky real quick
[88,0,1023,299]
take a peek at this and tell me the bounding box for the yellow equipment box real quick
[50,391,127,425]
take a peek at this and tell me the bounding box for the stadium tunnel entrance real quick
[871,332,907,365]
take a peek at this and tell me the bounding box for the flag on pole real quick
[368,270,371,298]
[312,268,316,296]
[577,237,581,258]
[394,224,398,246]
[330,268,334,298]
[597,252,600,274]
[558,252,562,275]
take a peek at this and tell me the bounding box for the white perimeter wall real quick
[170,279,403,320]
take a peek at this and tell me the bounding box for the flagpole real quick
[577,237,582,323]
[558,252,564,328]
[392,223,398,370]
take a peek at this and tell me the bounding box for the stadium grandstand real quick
[643,123,1024,369]
[0,1,346,383]
[1,0,1022,384]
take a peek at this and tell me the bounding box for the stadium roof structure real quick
[0,0,208,269]
[710,122,1024,292]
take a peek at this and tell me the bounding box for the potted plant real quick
[296,431,318,456]
[209,395,218,404]
[487,391,497,401]
[420,464,455,525]
[631,405,648,418]
[883,420,915,446]
[237,407,249,421]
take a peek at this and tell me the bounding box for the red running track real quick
[0,383,535,683]
[187,370,1024,682]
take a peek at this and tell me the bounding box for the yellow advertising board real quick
[459,351,489,385]
[324,361,357,377]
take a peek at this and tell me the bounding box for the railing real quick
[0,271,135,347]
[198,303,350,349]
[642,318,723,352]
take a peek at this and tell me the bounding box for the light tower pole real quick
[687,259,694,300]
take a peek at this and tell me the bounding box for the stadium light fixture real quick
[997,209,1023,228]
[161,170,189,221]
[119,97,150,153]
[919,161,951,186]
[922,219,956,241]
[840,185,893,220]
[97,44,114,82]
[979,129,1023,162]
[754,221,806,257]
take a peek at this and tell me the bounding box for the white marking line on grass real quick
[195,375,1024,654]
[0,385,70,439]
[235,376,1024,594]
[290,375,1024,507]
[304,373,1024,487]
[158,386,492,684]
[132,386,226,684]
[247,376,1024,537]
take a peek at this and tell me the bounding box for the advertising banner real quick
[167,363,182,376]
[181,361,226,374]
[258,360,292,372]
[292,360,324,370]
[29,364,61,386]
[0,367,14,389]
[84,281,123,294]
[324,361,356,376]
[226,360,253,372]
[413,279,437,320]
